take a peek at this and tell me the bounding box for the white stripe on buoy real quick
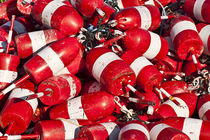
[150,123,170,140]
[61,119,80,139]
[67,96,88,119]
[28,31,47,52]
[193,0,205,22]
[135,6,152,30]
[130,56,152,77]
[199,25,210,55]
[38,47,65,75]
[92,52,121,82]
[55,67,71,76]
[182,118,202,140]
[143,31,161,59]
[0,70,17,83]
[41,1,65,28]
[145,0,155,5]
[170,21,197,41]
[119,123,150,140]
[199,101,210,119]
[100,122,120,140]
[116,0,124,9]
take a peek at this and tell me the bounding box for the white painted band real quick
[193,0,205,22]
[9,88,38,113]
[143,31,161,59]
[92,52,121,82]
[198,101,210,119]
[145,0,155,5]
[170,21,197,41]
[88,82,102,93]
[38,47,65,75]
[7,30,13,44]
[55,67,71,76]
[67,96,88,119]
[28,30,47,53]
[199,25,210,55]
[100,122,120,140]
[41,1,65,28]
[59,75,77,98]
[130,56,153,77]
[0,70,17,83]
[61,119,80,139]
[70,0,76,7]
[119,123,150,140]
[7,135,22,140]
[135,6,152,30]
[2,83,16,95]
[150,123,170,140]
[163,97,190,117]
[182,118,202,140]
[117,0,124,9]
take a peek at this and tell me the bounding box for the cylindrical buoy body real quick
[197,94,210,121]
[15,29,65,58]
[121,51,163,92]
[86,47,136,96]
[118,120,150,140]
[78,122,120,140]
[38,74,81,105]
[32,0,84,36]
[184,0,210,23]
[0,80,38,135]
[169,15,204,60]
[121,28,169,60]
[49,91,115,121]
[114,5,161,31]
[24,37,80,84]
[0,53,19,90]
[196,23,210,56]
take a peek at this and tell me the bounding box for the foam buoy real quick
[197,94,210,121]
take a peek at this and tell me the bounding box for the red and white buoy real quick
[197,94,210,121]
[196,23,210,56]
[81,80,103,95]
[169,15,204,60]
[184,0,210,23]
[118,120,150,140]
[31,0,83,36]
[154,93,197,119]
[121,28,169,60]
[78,122,120,140]
[49,91,115,121]
[148,122,190,140]
[0,80,38,135]
[85,47,136,96]
[0,37,80,100]
[15,29,65,59]
[37,74,81,105]
[144,0,172,8]
[113,5,161,31]
[115,0,143,9]
[163,117,210,140]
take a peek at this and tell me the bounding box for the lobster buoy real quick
[154,93,197,119]
[34,119,93,140]
[38,74,81,105]
[196,23,210,56]
[31,0,83,36]
[144,0,172,8]
[118,120,150,140]
[0,80,38,135]
[85,47,136,96]
[120,51,163,92]
[115,0,143,9]
[96,115,118,123]
[121,28,169,60]
[169,15,204,60]
[69,0,104,18]
[78,122,120,140]
[184,0,210,23]
[197,94,210,121]
[113,5,161,31]
[0,53,19,90]
[15,29,65,59]
[81,81,103,95]
[162,117,210,140]
[49,91,115,121]
[148,122,190,140]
